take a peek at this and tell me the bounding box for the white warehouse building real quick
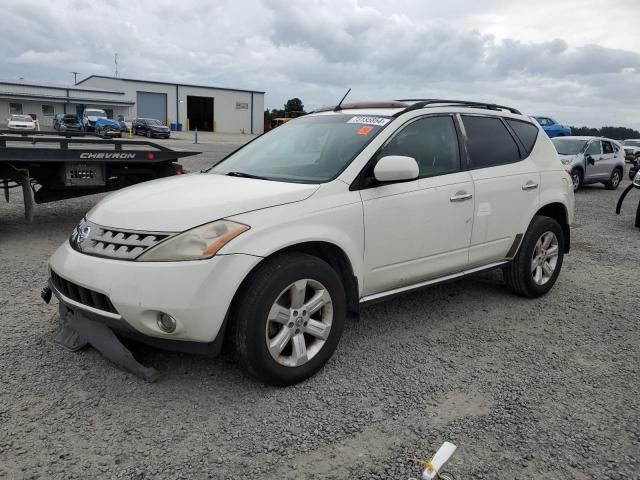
[0,75,265,134]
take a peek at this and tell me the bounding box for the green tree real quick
[284,98,305,115]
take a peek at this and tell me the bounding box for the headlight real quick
[560,158,572,165]
[136,220,250,262]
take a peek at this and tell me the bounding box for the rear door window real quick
[462,116,521,169]
[602,141,613,154]
[506,119,539,157]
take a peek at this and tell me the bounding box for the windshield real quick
[210,114,390,183]
[63,115,78,122]
[85,110,106,118]
[552,138,587,155]
[623,140,640,147]
[147,119,163,126]
[11,115,32,122]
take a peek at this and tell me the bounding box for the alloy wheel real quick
[572,173,581,191]
[265,279,333,367]
[531,231,559,285]
[611,171,620,188]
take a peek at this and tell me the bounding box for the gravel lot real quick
[1,135,639,479]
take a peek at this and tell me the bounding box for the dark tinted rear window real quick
[462,116,521,169]
[506,119,539,157]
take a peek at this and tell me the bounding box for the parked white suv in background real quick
[47,99,574,385]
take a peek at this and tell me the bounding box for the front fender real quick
[220,187,365,293]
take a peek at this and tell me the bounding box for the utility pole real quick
[114,53,119,77]
[71,71,80,84]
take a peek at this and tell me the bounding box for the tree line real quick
[264,98,306,125]
[569,125,640,140]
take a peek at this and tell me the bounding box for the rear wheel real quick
[570,168,583,192]
[231,253,346,386]
[503,216,565,298]
[605,168,622,190]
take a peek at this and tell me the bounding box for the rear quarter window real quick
[506,119,539,157]
[462,116,521,169]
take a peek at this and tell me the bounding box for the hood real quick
[558,154,580,164]
[9,121,34,126]
[150,124,169,130]
[87,173,319,231]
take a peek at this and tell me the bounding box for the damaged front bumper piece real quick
[42,279,227,382]
[42,283,159,382]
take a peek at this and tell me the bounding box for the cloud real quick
[1,0,639,129]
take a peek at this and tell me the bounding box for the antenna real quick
[114,53,119,77]
[334,88,351,111]
[71,71,80,84]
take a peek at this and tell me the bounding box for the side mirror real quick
[374,155,419,183]
[585,154,595,165]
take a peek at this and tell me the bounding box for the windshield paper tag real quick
[347,116,390,126]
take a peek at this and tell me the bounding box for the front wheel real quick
[570,168,583,192]
[605,168,622,190]
[231,253,346,386]
[503,216,565,298]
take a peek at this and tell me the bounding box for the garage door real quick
[136,92,167,123]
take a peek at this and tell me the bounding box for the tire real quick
[503,215,565,298]
[146,130,151,138]
[604,168,622,190]
[231,253,346,386]
[570,168,583,192]
[636,199,640,229]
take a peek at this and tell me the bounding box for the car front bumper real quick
[48,241,261,345]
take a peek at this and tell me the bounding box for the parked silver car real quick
[552,136,625,191]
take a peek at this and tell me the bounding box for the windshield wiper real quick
[226,171,271,180]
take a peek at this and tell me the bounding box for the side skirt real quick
[359,261,508,305]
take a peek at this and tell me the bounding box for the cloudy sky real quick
[3,0,640,128]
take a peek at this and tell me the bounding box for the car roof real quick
[553,136,616,142]
[307,99,533,123]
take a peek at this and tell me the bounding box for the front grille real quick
[51,270,118,314]
[71,220,173,260]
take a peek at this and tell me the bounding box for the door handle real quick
[450,191,473,202]
[522,181,538,191]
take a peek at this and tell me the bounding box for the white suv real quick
[47,100,574,385]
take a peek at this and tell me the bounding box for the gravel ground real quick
[1,138,639,479]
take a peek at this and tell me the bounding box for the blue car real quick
[532,116,572,138]
[94,117,123,138]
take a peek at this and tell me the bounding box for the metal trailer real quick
[0,131,199,221]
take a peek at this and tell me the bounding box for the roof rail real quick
[393,99,522,116]
[312,101,409,113]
